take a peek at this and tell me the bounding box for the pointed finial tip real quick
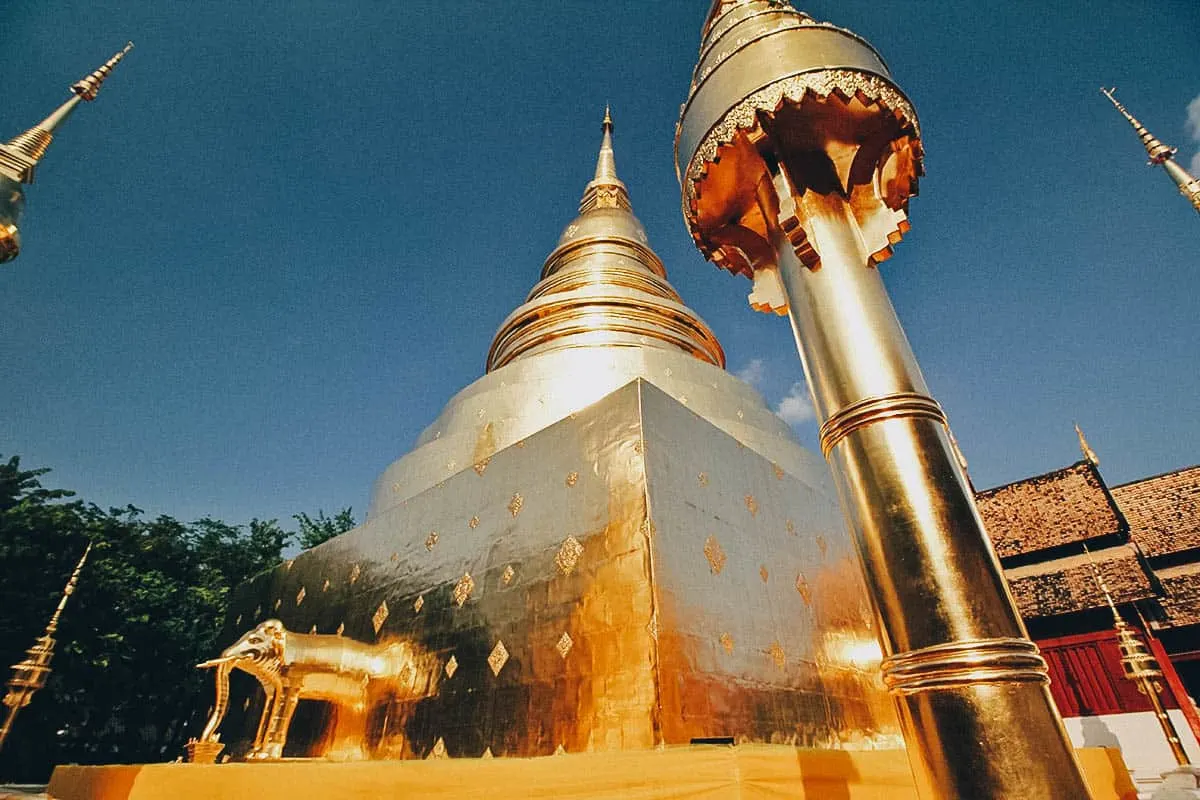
[71,42,134,101]
[602,104,613,131]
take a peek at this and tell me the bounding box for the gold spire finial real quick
[71,42,134,102]
[1101,87,1200,214]
[1074,422,1100,467]
[0,43,134,185]
[0,543,92,753]
[1101,87,1176,165]
[580,106,630,212]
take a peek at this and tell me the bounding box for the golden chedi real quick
[188,111,898,762]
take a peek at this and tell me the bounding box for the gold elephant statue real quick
[194,619,439,760]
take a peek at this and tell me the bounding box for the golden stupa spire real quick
[0,543,92,753]
[486,108,724,371]
[1074,422,1100,467]
[579,104,631,213]
[1101,87,1200,214]
[0,43,133,185]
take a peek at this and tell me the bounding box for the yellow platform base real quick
[47,745,1136,800]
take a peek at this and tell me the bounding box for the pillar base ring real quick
[881,637,1049,696]
[819,392,946,457]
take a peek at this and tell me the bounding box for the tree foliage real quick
[293,508,356,549]
[0,455,353,782]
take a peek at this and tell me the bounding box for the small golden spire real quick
[0,43,134,185]
[1074,422,1100,467]
[0,543,92,753]
[580,106,630,212]
[1101,87,1200,214]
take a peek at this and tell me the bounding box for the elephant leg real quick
[199,663,232,743]
[267,687,302,758]
[251,683,277,756]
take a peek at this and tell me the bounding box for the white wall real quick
[1064,710,1200,792]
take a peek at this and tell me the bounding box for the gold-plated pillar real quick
[675,3,1089,796]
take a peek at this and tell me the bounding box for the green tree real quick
[0,456,297,782]
[293,508,356,549]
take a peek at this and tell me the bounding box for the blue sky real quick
[2,1,1198,526]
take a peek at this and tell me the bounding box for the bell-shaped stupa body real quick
[214,114,897,761]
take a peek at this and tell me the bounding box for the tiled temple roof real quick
[1111,465,1200,559]
[976,462,1124,559]
[1151,563,1200,629]
[1003,544,1155,619]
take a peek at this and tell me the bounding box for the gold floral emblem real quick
[704,535,726,575]
[425,531,439,551]
[720,632,734,655]
[565,471,579,487]
[508,493,523,517]
[488,640,509,676]
[349,563,362,584]
[786,519,796,536]
[372,600,389,634]
[768,641,786,668]
[469,515,480,529]
[500,564,515,587]
[413,595,424,613]
[698,472,709,487]
[444,655,458,679]
[453,573,475,607]
[759,565,769,583]
[556,632,574,659]
[473,458,489,476]
[555,536,584,575]
[773,463,785,480]
[795,574,812,606]
[744,494,759,517]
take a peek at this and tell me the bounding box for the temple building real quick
[976,446,1200,790]
[203,113,901,762]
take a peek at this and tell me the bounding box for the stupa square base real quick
[47,745,1135,800]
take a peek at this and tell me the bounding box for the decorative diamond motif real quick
[390,552,400,563]
[768,641,786,668]
[336,622,345,636]
[508,493,524,517]
[296,587,306,606]
[469,515,480,529]
[736,409,745,420]
[759,565,769,583]
[310,625,318,634]
[285,560,294,571]
[322,578,330,592]
[349,563,362,584]
[445,655,458,679]
[235,614,242,626]
[816,534,828,558]
[254,604,263,618]
[413,595,424,613]
[428,737,448,759]
[481,747,494,759]
[445,459,457,471]
[500,564,515,587]
[515,439,525,448]
[565,471,579,487]
[556,632,574,659]
[720,633,734,655]
[698,472,709,487]
[795,574,813,606]
[425,531,439,551]
[773,463,785,480]
[453,573,475,607]
[372,600,389,634]
[488,640,509,676]
[554,744,567,755]
[473,458,489,476]
[703,535,726,575]
[786,519,796,536]
[273,598,281,611]
[555,536,584,575]
[744,494,759,517]
[243,697,251,711]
